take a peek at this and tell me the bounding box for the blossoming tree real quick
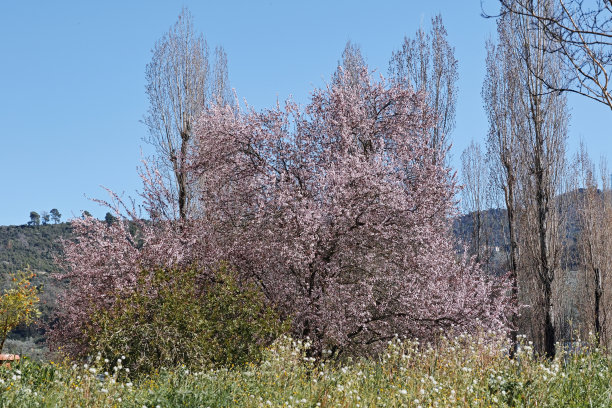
[51,68,511,358]
[191,68,511,354]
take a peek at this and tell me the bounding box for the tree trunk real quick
[595,267,602,342]
[506,176,520,357]
[543,279,556,358]
[177,127,190,221]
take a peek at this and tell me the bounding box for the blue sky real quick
[0,0,609,226]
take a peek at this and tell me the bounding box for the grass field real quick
[1,333,611,407]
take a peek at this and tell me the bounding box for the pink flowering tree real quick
[191,68,511,355]
[50,67,511,359]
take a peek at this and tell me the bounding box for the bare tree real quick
[485,4,569,357]
[211,46,233,107]
[144,8,230,220]
[516,1,568,359]
[483,27,523,354]
[461,140,490,263]
[573,145,612,346]
[491,0,612,110]
[389,15,458,165]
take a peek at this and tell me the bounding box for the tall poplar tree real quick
[144,8,230,220]
[485,2,569,357]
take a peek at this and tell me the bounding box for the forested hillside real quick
[0,223,71,275]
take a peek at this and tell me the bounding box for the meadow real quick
[2,332,611,407]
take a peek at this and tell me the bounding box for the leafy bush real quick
[84,263,288,376]
[0,270,41,353]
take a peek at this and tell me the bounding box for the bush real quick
[84,263,288,376]
[0,269,41,354]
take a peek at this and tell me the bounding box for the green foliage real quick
[50,208,61,224]
[85,263,288,376]
[104,212,117,226]
[28,211,40,226]
[0,270,41,353]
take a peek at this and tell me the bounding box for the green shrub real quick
[85,263,288,376]
[0,269,41,354]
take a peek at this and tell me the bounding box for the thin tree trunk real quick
[595,267,602,342]
[178,127,190,221]
[543,280,555,358]
[506,175,520,357]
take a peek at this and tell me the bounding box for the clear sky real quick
[1,0,609,226]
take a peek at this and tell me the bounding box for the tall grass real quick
[1,333,612,407]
